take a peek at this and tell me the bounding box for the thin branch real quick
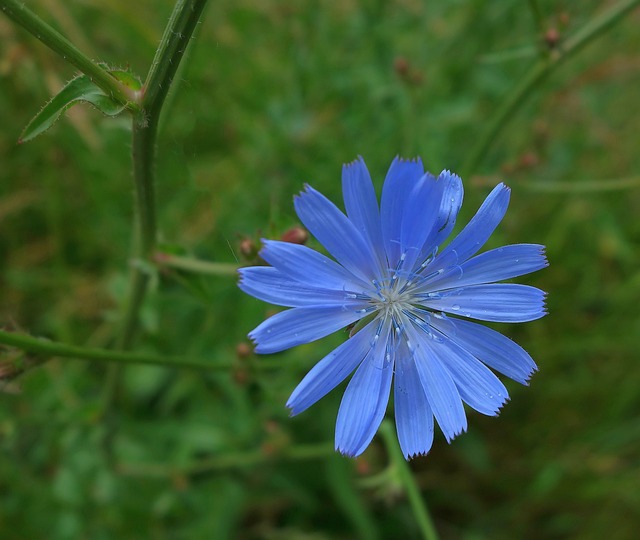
[143,0,209,123]
[0,328,278,372]
[156,253,239,276]
[0,0,138,108]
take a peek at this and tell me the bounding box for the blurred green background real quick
[1,1,639,538]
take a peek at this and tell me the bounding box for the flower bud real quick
[280,226,308,245]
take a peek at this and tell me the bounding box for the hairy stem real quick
[0,0,137,108]
[143,0,209,124]
[118,0,209,349]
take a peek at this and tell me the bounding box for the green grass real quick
[2,1,640,538]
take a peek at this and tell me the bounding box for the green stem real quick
[143,0,209,124]
[0,329,278,372]
[156,253,239,276]
[380,421,439,540]
[0,0,137,108]
[460,0,640,178]
[119,0,209,350]
[116,119,157,350]
[102,0,209,461]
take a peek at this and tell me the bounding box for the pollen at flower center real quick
[371,277,417,318]
[380,288,404,305]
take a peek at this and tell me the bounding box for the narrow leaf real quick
[19,72,134,143]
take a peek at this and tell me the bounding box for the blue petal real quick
[393,343,435,459]
[239,266,367,307]
[260,240,366,291]
[406,325,467,442]
[424,170,464,258]
[399,170,442,270]
[380,157,424,268]
[294,186,379,283]
[430,316,538,384]
[422,244,548,291]
[249,306,365,354]
[342,157,385,269]
[432,334,509,416]
[437,183,510,264]
[408,170,464,270]
[287,320,377,415]
[335,319,394,457]
[421,284,547,322]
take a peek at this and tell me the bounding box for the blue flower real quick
[239,156,547,459]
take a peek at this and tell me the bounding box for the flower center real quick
[361,251,440,326]
[373,276,415,319]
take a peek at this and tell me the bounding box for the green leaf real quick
[19,72,136,143]
[109,69,143,92]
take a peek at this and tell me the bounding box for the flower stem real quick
[155,252,239,276]
[379,420,439,540]
[460,0,640,178]
[0,0,137,108]
[0,329,278,372]
[143,0,209,124]
[119,0,209,350]
[116,119,157,351]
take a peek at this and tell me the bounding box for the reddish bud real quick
[261,442,277,456]
[394,56,410,77]
[544,28,560,49]
[239,238,257,259]
[559,12,569,27]
[355,458,371,475]
[233,368,249,385]
[280,226,308,245]
[264,420,279,434]
[519,152,539,168]
[236,342,252,359]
